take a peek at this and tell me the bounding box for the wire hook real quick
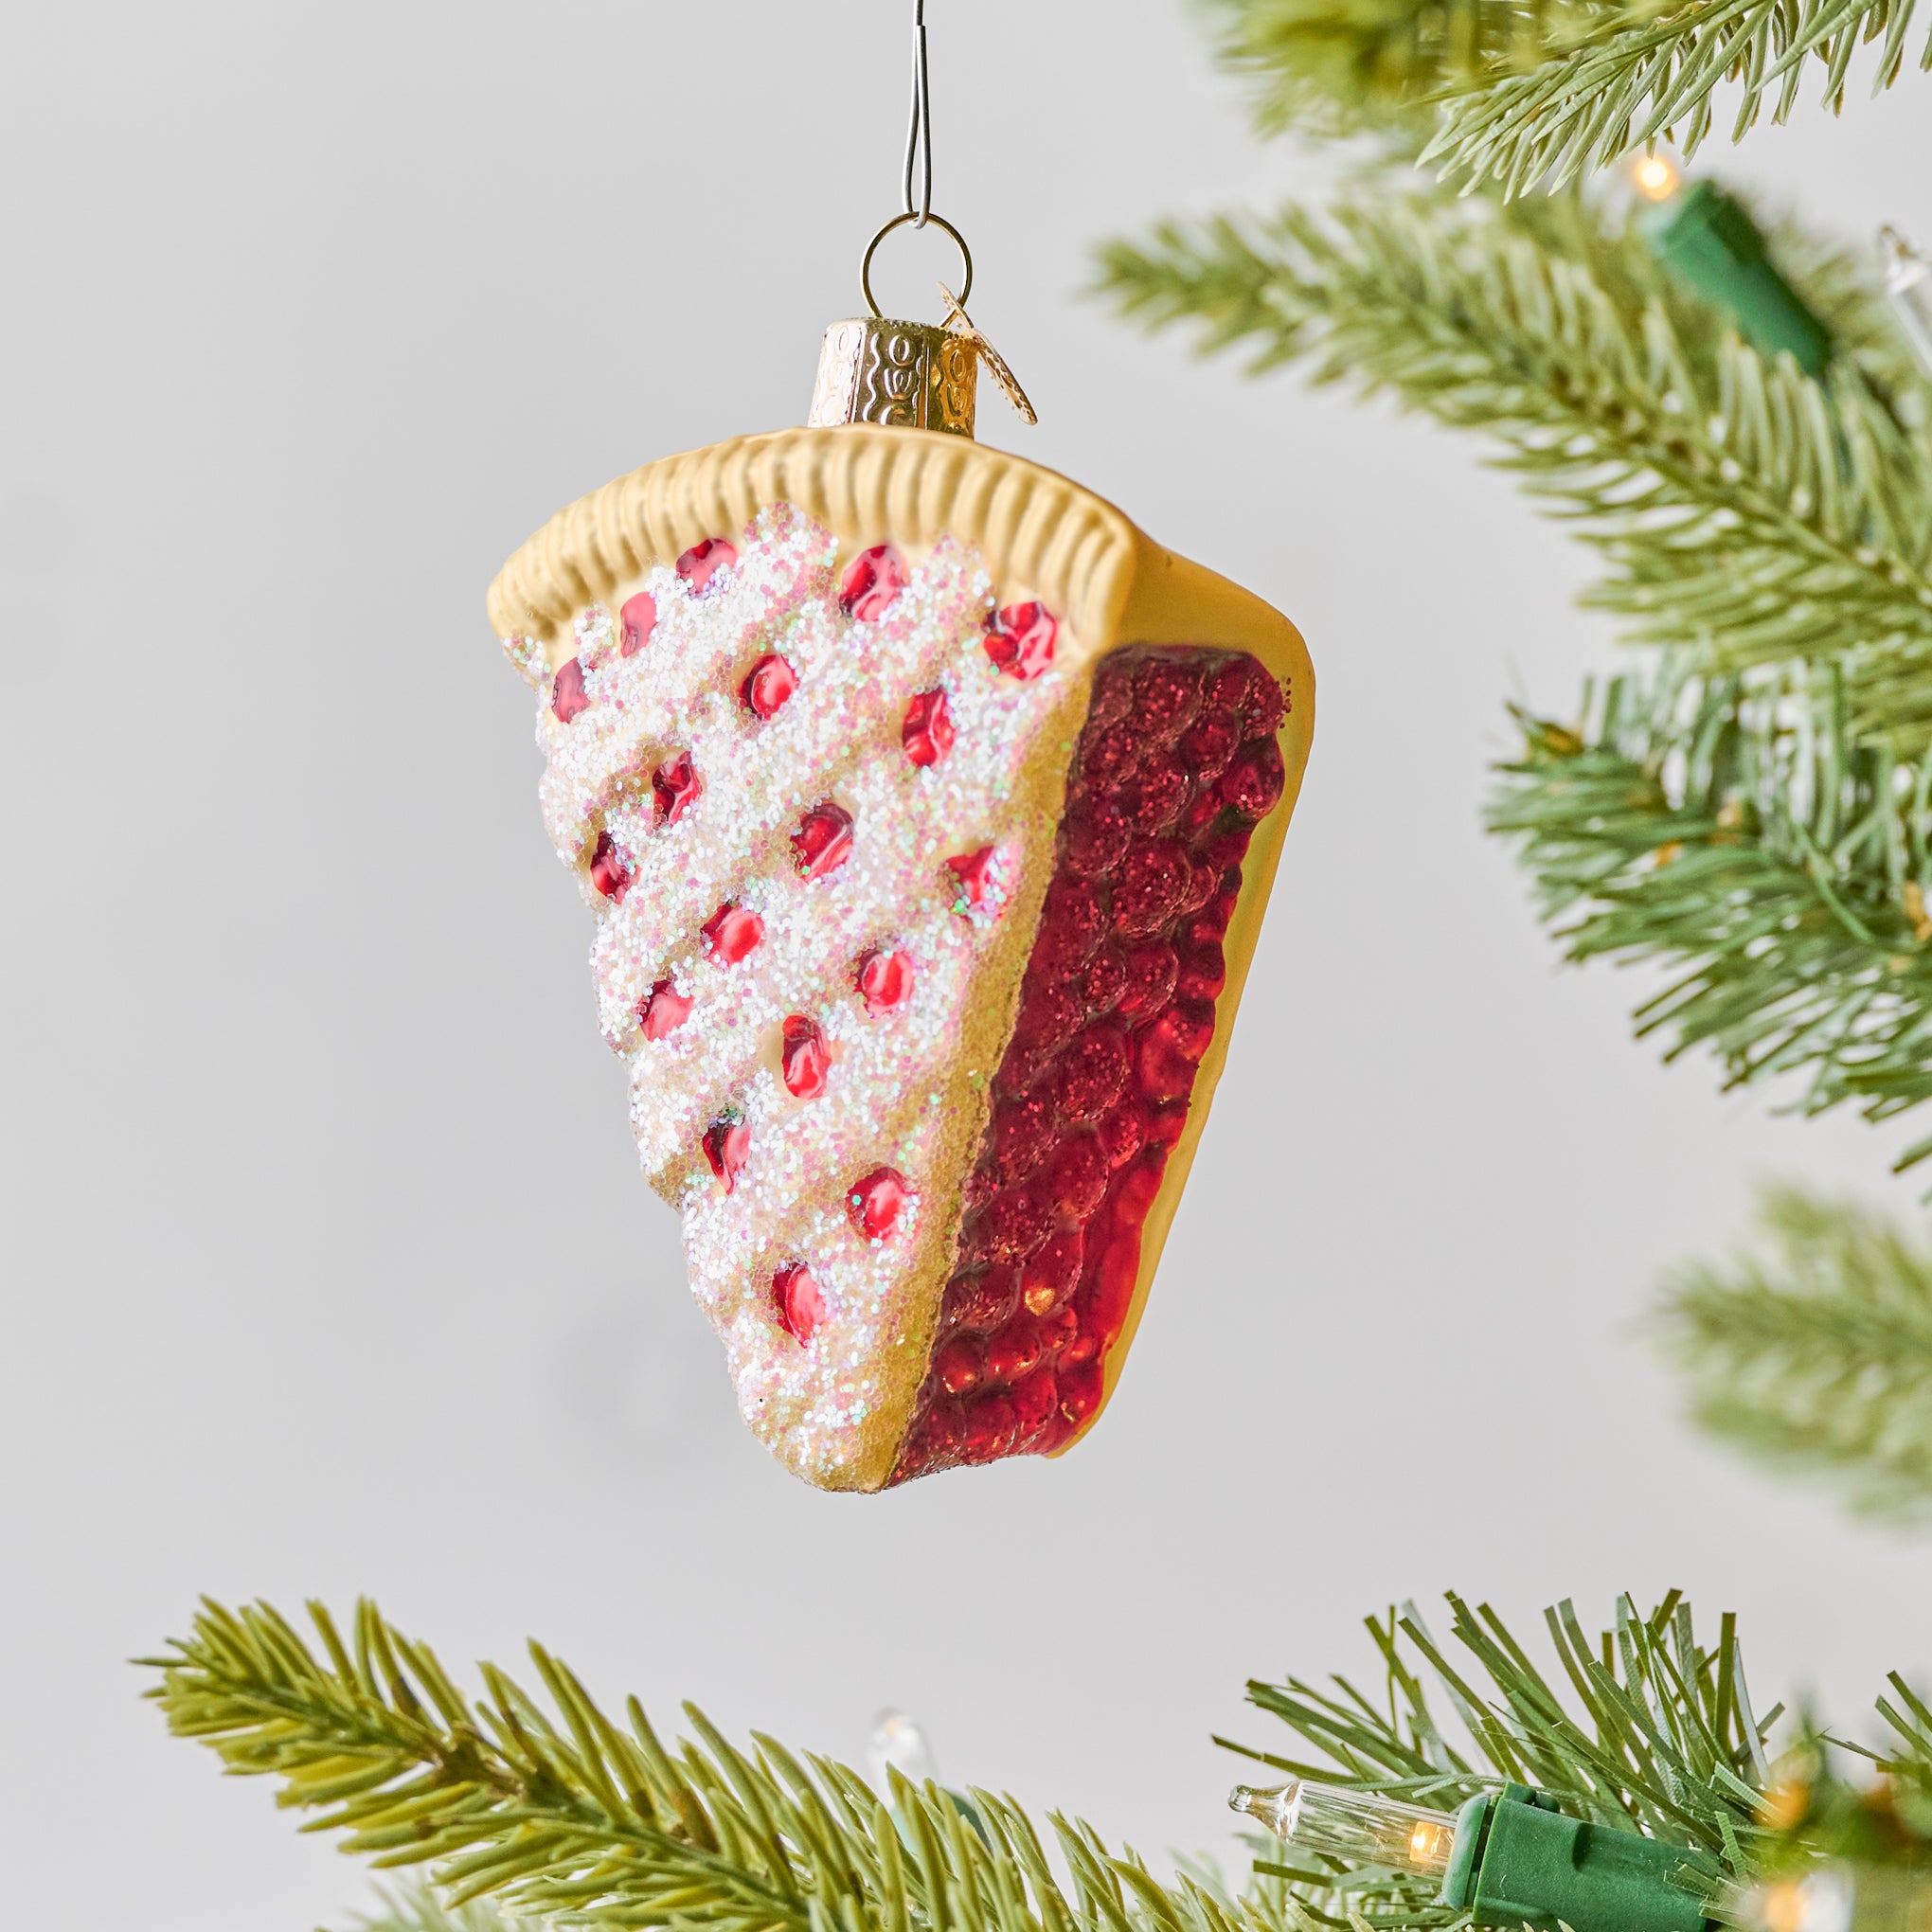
[903,0,932,228]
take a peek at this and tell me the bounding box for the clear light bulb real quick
[868,1708,939,1791]
[1229,1780,1458,1875]
[1881,227,1932,379]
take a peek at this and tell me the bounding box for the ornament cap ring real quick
[861,210,972,320]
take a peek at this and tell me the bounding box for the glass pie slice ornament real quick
[489,290,1315,1491]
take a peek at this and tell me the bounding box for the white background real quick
[6,6,1932,1927]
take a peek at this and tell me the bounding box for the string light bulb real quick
[1880,227,1932,379]
[1632,152,1683,204]
[867,1708,939,1789]
[1231,1777,1721,1932]
[1230,1780,1457,1874]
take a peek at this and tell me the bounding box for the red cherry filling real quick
[742,653,798,718]
[652,752,701,827]
[856,948,914,1013]
[903,688,955,767]
[702,1118,749,1192]
[637,978,691,1040]
[781,1015,830,1100]
[773,1263,824,1344]
[677,537,737,593]
[702,902,763,964]
[589,830,633,902]
[619,592,657,656]
[983,600,1057,679]
[552,657,589,724]
[794,802,855,880]
[891,643,1288,1484]
[841,544,909,620]
[945,845,1001,913]
[849,1167,911,1242]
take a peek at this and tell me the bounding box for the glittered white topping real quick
[526,505,1084,1489]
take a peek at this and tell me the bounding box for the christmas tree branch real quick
[1657,1186,1932,1514]
[347,1884,528,1932]
[1222,1593,1773,1927]
[1422,0,1930,197]
[1099,185,1932,747]
[1488,662,1932,1167]
[143,1598,1266,1932]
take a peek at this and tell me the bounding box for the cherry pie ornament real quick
[489,308,1314,1491]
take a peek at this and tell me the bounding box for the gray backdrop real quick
[6,6,1931,1928]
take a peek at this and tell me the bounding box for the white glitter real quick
[522,506,1086,1488]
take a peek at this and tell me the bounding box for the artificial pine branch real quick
[1656,1186,1932,1513]
[348,1884,527,1931]
[1099,183,1932,747]
[1204,0,1614,134]
[1488,662,1932,1166]
[143,1597,1266,1932]
[1222,1593,1774,1928]
[1423,0,1931,197]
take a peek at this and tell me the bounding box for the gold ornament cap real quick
[808,315,978,438]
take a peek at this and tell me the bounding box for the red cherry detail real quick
[1176,852,1218,916]
[1111,1154,1167,1231]
[1120,760,1190,835]
[676,537,737,593]
[985,1313,1046,1386]
[702,902,764,964]
[1095,1100,1148,1171]
[589,830,633,902]
[1221,738,1286,821]
[992,1090,1056,1187]
[781,1014,830,1100]
[848,1166,911,1242]
[551,657,589,724]
[856,948,914,1013]
[1175,939,1226,1001]
[916,1399,967,1469]
[1146,1100,1191,1149]
[637,978,692,1040]
[1010,1367,1061,1441]
[1113,839,1191,936]
[983,600,1057,679]
[1134,658,1203,743]
[1057,1358,1104,1426]
[944,845,1002,913]
[793,802,855,880]
[1139,1001,1215,1101]
[741,653,798,719]
[934,1336,984,1398]
[1082,944,1129,1014]
[1081,724,1140,790]
[902,687,956,767]
[840,543,909,620]
[1043,1134,1109,1222]
[772,1262,825,1343]
[1062,803,1129,880]
[1056,1027,1130,1121]
[1032,879,1106,972]
[1200,826,1253,876]
[1177,715,1237,778]
[1022,1228,1083,1315]
[950,1263,1020,1335]
[1014,975,1083,1056]
[702,1118,750,1192]
[652,751,701,827]
[619,592,657,656]
[960,1394,1018,1463]
[1117,941,1178,1024]
[982,1185,1055,1264]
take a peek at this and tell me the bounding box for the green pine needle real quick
[1487,661,1932,1167]
[1424,0,1932,197]
[1658,1186,1932,1514]
[142,1597,1270,1932]
[1099,182,1932,750]
[346,1883,529,1931]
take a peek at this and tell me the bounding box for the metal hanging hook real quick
[903,0,932,228]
